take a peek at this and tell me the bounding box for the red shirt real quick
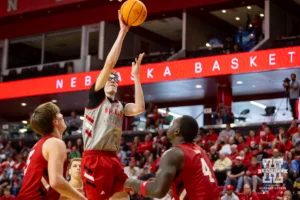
[261,133,275,148]
[243,152,253,167]
[239,193,260,200]
[17,136,68,200]
[13,162,25,171]
[138,141,153,153]
[246,136,260,146]
[277,140,293,153]
[237,143,247,152]
[247,164,262,177]
[287,127,298,136]
[268,187,285,200]
[227,152,239,161]
[171,143,219,200]
[204,133,218,143]
[0,196,16,200]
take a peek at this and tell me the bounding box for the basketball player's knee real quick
[110,191,129,200]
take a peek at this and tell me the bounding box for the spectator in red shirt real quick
[138,134,153,154]
[246,130,260,147]
[227,145,239,161]
[0,188,15,200]
[277,135,293,154]
[242,147,253,167]
[260,126,275,149]
[257,122,267,137]
[237,136,247,152]
[153,129,168,156]
[204,128,218,145]
[144,156,157,173]
[146,106,161,129]
[239,184,259,200]
[268,184,285,200]
[12,157,25,173]
[272,127,286,149]
[287,120,298,136]
[243,157,262,192]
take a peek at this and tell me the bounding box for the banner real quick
[0,46,300,100]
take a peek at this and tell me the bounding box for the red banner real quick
[1,46,300,100]
[0,0,86,18]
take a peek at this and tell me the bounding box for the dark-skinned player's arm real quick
[124,53,145,116]
[124,147,184,198]
[44,139,87,200]
[94,10,129,92]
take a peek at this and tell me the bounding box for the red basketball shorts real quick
[81,150,128,200]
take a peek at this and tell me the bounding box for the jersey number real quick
[24,149,35,176]
[201,158,215,183]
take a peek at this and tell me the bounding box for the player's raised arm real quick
[94,10,129,92]
[45,139,87,200]
[124,147,184,198]
[124,53,145,116]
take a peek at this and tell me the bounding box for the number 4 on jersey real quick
[201,158,215,183]
[24,149,35,176]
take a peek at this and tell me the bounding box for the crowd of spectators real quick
[2,118,300,199]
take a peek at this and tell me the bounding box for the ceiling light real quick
[222,10,226,13]
[260,13,264,17]
[235,17,240,21]
[21,103,27,106]
[118,0,122,2]
[19,128,27,133]
[195,85,202,88]
[80,116,84,120]
[253,85,256,88]
[52,99,57,103]
[250,33,254,37]
[22,120,27,124]
[249,24,252,27]
[206,43,211,47]
[158,109,182,118]
[236,81,243,85]
[247,6,252,9]
[250,101,267,109]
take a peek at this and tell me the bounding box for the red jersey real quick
[171,143,219,200]
[17,136,68,200]
[239,193,260,200]
[0,196,15,200]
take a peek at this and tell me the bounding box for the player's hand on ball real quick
[118,10,130,33]
[132,53,145,77]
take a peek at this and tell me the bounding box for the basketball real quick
[121,0,147,26]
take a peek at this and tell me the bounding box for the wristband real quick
[140,181,149,197]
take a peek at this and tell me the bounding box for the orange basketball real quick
[121,0,147,26]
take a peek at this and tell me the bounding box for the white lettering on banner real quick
[85,76,91,86]
[56,80,63,89]
[71,77,76,88]
[147,68,153,78]
[269,54,276,65]
[288,51,295,63]
[7,0,18,12]
[231,58,239,69]
[212,60,220,71]
[117,72,122,82]
[164,66,171,77]
[250,56,257,67]
[195,62,202,73]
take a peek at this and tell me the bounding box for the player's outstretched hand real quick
[118,10,130,33]
[132,53,145,77]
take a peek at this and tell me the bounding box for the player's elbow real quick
[49,176,64,190]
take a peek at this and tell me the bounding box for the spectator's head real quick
[283,134,289,144]
[262,122,267,129]
[219,100,224,107]
[291,73,296,81]
[291,120,297,127]
[68,158,82,181]
[264,126,271,134]
[238,136,244,144]
[158,128,164,136]
[129,159,136,168]
[229,137,235,145]
[273,149,280,158]
[243,184,252,195]
[167,116,199,144]
[282,170,288,181]
[199,128,205,135]
[226,123,231,131]
[244,146,250,154]
[30,102,66,136]
[104,71,119,96]
[251,157,258,166]
[147,156,153,164]
[225,185,234,195]
[239,150,245,158]
[286,151,292,160]
[153,106,159,114]
[230,144,237,153]
[249,130,255,137]
[131,145,137,152]
[235,130,241,138]
[219,152,225,160]
[209,128,214,134]
[71,146,77,152]
[235,156,243,166]
[71,111,77,117]
[3,188,10,198]
[133,136,140,145]
[145,135,151,142]
[7,156,12,162]
[210,146,217,154]
[17,156,24,163]
[67,141,72,148]
[76,138,82,146]
[2,172,7,179]
[283,190,292,200]
[13,173,18,179]
[258,144,264,151]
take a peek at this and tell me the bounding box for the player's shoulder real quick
[43,137,66,150]
[162,147,184,163]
